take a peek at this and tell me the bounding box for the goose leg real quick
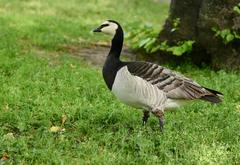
[142,111,150,126]
[151,108,164,132]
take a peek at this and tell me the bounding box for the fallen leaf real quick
[49,126,66,133]
[61,115,67,127]
[95,41,109,47]
[70,64,76,68]
[3,133,15,140]
[236,105,240,112]
[1,153,9,160]
[49,126,62,133]
[3,104,9,112]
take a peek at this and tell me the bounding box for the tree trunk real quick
[156,0,240,70]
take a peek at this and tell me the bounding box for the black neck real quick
[102,25,124,90]
[108,26,124,60]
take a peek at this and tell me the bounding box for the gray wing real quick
[126,61,222,102]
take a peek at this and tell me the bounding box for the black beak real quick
[93,26,102,32]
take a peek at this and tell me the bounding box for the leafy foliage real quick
[126,24,158,51]
[160,40,195,56]
[212,28,240,44]
[171,18,181,32]
[127,25,194,56]
[211,4,240,44]
[233,3,240,14]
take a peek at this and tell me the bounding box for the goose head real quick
[93,20,124,57]
[93,20,120,36]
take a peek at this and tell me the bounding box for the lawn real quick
[0,0,240,164]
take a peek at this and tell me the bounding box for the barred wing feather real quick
[126,61,222,103]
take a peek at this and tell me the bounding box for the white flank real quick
[111,66,167,110]
[165,98,189,110]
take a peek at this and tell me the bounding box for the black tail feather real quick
[201,87,223,104]
[201,95,222,103]
[204,87,223,96]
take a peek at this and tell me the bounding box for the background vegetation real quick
[0,0,240,164]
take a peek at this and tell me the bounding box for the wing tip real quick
[201,87,223,104]
[201,95,223,104]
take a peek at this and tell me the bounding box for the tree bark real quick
[155,0,240,69]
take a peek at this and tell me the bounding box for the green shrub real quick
[127,24,194,56]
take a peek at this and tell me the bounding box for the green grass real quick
[1,0,240,164]
[0,0,169,51]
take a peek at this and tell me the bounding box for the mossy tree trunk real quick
[157,0,240,69]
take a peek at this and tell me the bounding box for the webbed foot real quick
[151,108,164,132]
[142,111,150,126]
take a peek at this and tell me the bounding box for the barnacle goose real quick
[93,20,223,131]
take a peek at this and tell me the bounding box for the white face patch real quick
[100,21,118,36]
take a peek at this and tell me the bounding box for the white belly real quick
[165,98,189,110]
[111,66,167,110]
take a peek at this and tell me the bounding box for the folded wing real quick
[126,61,222,103]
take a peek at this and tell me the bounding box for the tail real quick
[201,87,223,104]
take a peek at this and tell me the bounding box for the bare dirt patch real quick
[64,43,137,67]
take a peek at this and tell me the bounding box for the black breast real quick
[102,56,124,90]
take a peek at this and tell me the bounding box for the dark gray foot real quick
[159,116,164,132]
[142,111,150,126]
[151,108,165,132]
